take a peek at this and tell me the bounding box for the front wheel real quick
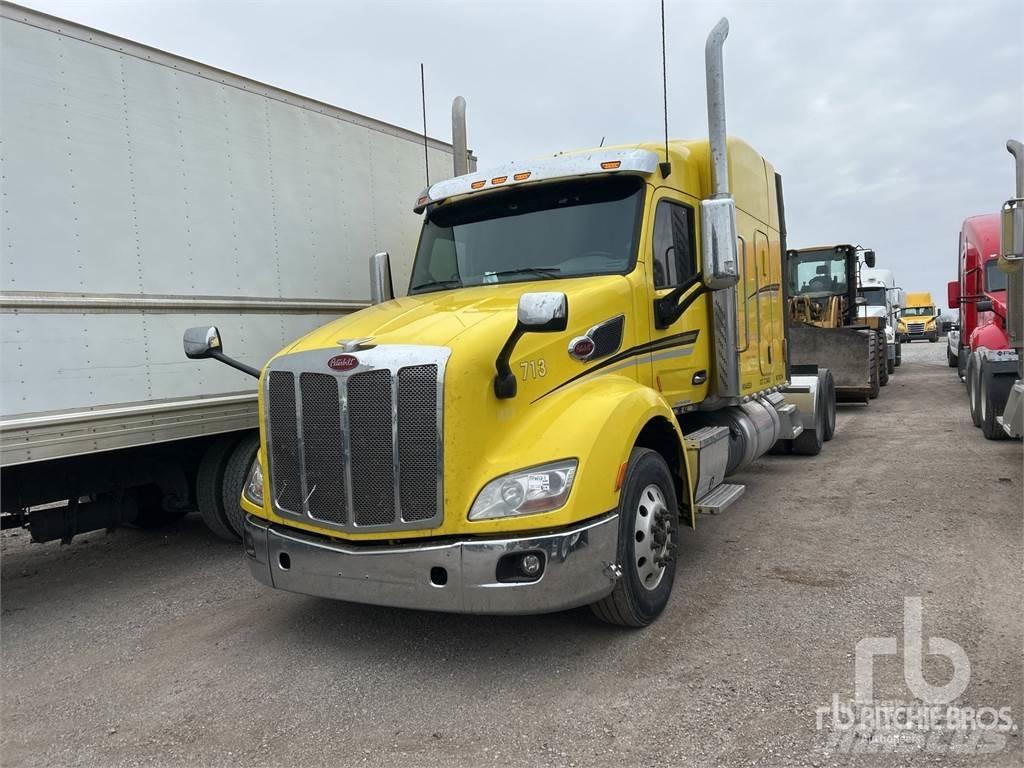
[591,448,679,627]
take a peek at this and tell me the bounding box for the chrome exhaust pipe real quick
[705,18,730,197]
[452,96,468,177]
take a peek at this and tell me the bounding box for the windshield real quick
[903,306,935,317]
[789,248,848,297]
[858,287,886,307]
[409,176,644,294]
[984,260,1007,292]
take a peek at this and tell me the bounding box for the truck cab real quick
[948,214,1009,378]
[858,267,902,371]
[898,292,939,343]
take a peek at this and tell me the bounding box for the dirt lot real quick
[2,341,1022,767]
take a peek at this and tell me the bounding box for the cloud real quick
[15,0,1024,304]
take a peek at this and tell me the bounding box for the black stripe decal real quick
[532,328,700,403]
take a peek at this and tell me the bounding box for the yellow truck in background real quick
[184,19,834,626]
[899,291,940,342]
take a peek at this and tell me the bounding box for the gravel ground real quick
[2,341,1022,767]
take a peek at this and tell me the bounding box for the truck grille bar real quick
[908,322,925,334]
[263,347,448,533]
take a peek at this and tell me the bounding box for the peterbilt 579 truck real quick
[185,19,833,626]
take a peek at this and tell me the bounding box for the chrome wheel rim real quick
[634,484,672,591]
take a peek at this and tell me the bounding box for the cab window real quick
[651,200,696,289]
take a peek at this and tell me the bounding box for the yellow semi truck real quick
[183,19,833,626]
[898,291,940,342]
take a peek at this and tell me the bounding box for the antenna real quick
[420,63,429,186]
[599,136,605,147]
[659,0,671,178]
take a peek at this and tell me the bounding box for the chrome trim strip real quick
[0,290,367,314]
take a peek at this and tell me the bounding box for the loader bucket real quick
[789,325,873,402]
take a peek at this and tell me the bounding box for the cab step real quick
[695,483,746,514]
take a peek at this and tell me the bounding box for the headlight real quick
[468,459,577,520]
[243,457,264,506]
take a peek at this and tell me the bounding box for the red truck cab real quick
[948,213,1015,437]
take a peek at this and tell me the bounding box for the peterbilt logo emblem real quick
[568,336,596,361]
[327,354,359,371]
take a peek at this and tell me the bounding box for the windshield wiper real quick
[411,278,462,293]
[486,266,561,280]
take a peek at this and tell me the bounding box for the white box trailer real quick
[0,2,468,541]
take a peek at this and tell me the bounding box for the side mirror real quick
[977,298,994,313]
[1000,199,1023,259]
[517,292,568,331]
[369,252,395,304]
[863,249,876,268]
[184,326,222,359]
[947,280,960,309]
[182,326,260,378]
[699,197,739,289]
[494,292,569,398]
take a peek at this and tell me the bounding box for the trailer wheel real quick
[133,485,188,529]
[966,353,981,427]
[868,334,880,399]
[196,434,242,541]
[821,369,836,442]
[979,360,1012,441]
[590,448,678,627]
[221,432,259,537]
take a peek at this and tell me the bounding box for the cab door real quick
[643,191,710,410]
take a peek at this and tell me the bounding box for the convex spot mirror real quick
[183,326,222,359]
[700,197,739,290]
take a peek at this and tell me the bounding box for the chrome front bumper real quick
[243,513,620,615]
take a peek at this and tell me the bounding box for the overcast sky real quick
[19,0,1024,310]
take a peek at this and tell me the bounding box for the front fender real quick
[458,375,693,536]
[969,321,1009,353]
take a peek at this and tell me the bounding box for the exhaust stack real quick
[705,18,730,197]
[452,96,468,177]
[700,18,741,403]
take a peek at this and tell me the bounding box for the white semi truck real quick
[0,2,468,542]
[858,267,903,373]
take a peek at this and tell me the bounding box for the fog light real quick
[520,553,542,577]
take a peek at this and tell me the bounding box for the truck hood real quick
[279,275,630,357]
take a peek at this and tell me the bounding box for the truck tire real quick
[196,434,242,541]
[878,332,889,386]
[887,355,895,375]
[590,448,678,627]
[792,389,824,456]
[966,353,981,427]
[895,341,902,367]
[947,346,958,368]
[821,369,836,442]
[221,432,259,537]
[928,334,937,343]
[979,360,1012,441]
[133,485,188,529]
[868,334,880,399]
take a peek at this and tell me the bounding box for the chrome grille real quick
[348,369,396,526]
[397,365,439,521]
[263,347,447,533]
[299,373,347,524]
[267,371,302,513]
[908,322,925,334]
